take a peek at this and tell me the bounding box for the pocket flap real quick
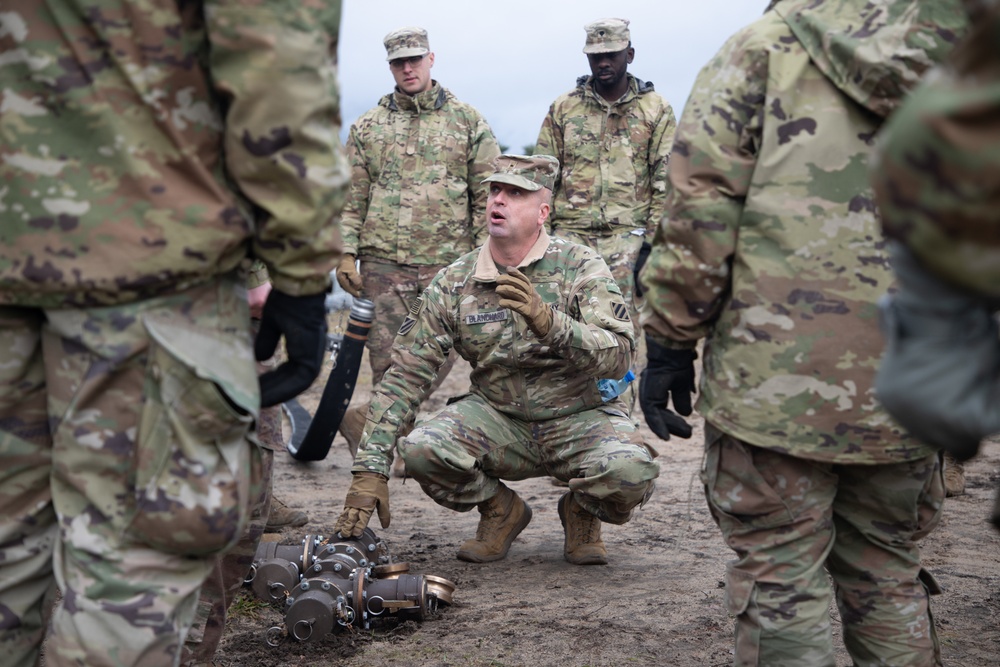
[725,564,756,616]
[144,315,259,416]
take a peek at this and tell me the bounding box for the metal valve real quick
[249,528,456,643]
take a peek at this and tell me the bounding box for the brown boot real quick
[266,495,308,530]
[944,454,966,497]
[558,492,607,565]
[339,403,367,458]
[456,485,532,563]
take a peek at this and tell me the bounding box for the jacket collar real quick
[387,81,446,112]
[576,73,653,107]
[473,230,552,282]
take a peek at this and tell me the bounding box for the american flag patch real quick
[612,302,630,321]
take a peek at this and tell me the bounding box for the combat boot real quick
[266,495,308,530]
[558,492,607,565]
[944,453,966,497]
[339,403,367,458]
[456,484,532,563]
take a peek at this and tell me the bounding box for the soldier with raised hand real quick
[0,1,345,665]
[336,26,501,463]
[336,155,659,567]
[535,18,676,361]
[637,0,967,663]
[871,0,1000,515]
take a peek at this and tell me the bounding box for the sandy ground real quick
[214,312,1000,667]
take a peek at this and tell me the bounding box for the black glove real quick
[640,335,696,440]
[255,290,327,408]
[633,241,652,298]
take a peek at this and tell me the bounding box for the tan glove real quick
[336,254,363,297]
[335,472,390,538]
[496,266,553,337]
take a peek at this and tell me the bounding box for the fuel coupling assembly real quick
[248,528,456,644]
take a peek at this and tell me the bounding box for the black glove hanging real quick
[255,290,327,408]
[640,335,696,440]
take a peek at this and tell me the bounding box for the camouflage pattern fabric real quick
[400,392,658,525]
[535,73,676,237]
[184,316,283,666]
[870,0,1000,459]
[703,428,944,667]
[341,82,501,264]
[871,0,1000,298]
[638,0,967,465]
[360,259,458,385]
[0,273,263,667]
[352,232,636,479]
[0,0,346,307]
[637,0,966,663]
[0,1,343,665]
[183,448,273,667]
[555,229,647,337]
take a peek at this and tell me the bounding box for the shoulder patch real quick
[408,296,424,317]
[612,302,630,322]
[398,317,417,336]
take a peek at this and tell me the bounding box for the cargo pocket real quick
[725,564,761,665]
[124,316,260,556]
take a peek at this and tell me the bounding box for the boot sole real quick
[456,503,533,563]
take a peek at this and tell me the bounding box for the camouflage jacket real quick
[353,231,634,477]
[0,0,346,308]
[872,0,1000,299]
[535,74,675,236]
[341,82,500,266]
[638,0,967,464]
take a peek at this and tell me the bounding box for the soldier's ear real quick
[427,52,435,68]
[537,201,551,227]
[626,47,634,65]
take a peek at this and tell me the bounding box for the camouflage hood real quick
[575,73,656,104]
[774,0,968,117]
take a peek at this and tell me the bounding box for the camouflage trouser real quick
[398,393,659,524]
[701,427,945,667]
[181,448,273,667]
[354,259,459,431]
[182,324,283,666]
[0,273,262,667]
[550,228,646,410]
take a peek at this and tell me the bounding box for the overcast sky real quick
[338,2,769,152]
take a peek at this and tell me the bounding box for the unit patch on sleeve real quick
[398,295,424,336]
[612,301,630,322]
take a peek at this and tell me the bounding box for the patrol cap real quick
[384,26,430,61]
[482,154,560,192]
[583,18,631,54]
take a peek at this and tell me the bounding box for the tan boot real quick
[266,495,308,530]
[944,454,966,497]
[456,484,532,563]
[339,403,368,458]
[558,492,607,565]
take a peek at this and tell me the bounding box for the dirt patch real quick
[214,312,1000,667]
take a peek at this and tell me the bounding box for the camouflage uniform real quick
[352,232,659,525]
[535,20,676,331]
[342,68,501,388]
[870,0,1000,492]
[182,263,282,667]
[0,2,344,666]
[638,1,966,664]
